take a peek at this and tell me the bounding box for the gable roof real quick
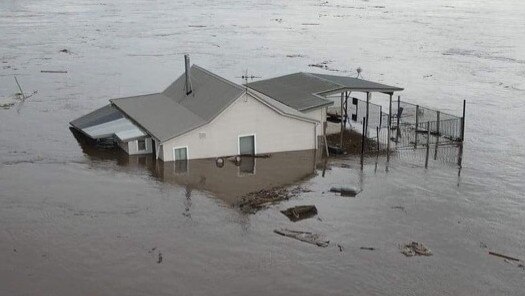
[110,65,245,142]
[247,72,403,111]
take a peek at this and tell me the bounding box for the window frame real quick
[172,146,189,161]
[137,138,147,151]
[238,134,256,156]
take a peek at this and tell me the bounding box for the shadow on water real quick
[71,128,318,205]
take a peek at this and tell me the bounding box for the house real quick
[71,56,332,161]
[71,56,402,162]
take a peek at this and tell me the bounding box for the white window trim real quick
[172,146,189,161]
[136,138,148,152]
[238,133,257,155]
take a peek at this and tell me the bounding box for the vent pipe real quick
[184,54,192,95]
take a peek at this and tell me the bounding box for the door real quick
[173,147,188,173]
[239,135,255,155]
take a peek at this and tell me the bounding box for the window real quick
[137,139,146,151]
[174,147,188,160]
[239,135,255,155]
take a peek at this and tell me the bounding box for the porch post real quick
[340,92,344,148]
[366,92,371,136]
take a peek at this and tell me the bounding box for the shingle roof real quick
[110,65,245,142]
[246,73,335,111]
[247,72,403,111]
[308,73,404,93]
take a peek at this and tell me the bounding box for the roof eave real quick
[316,87,404,97]
[299,101,334,112]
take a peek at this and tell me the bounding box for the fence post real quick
[434,129,439,160]
[366,92,371,136]
[425,121,430,168]
[396,95,401,143]
[388,94,392,127]
[379,105,383,128]
[461,100,466,141]
[414,105,419,148]
[387,95,392,163]
[376,126,380,151]
[361,117,366,166]
[387,122,391,163]
[436,111,440,135]
[340,92,344,148]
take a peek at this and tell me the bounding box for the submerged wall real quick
[118,138,153,155]
[161,93,317,161]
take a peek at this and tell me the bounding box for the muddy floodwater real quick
[1,0,524,295]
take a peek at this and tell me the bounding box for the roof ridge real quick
[303,72,346,88]
[191,64,245,91]
[110,92,163,102]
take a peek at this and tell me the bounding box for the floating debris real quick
[391,206,407,214]
[188,25,207,28]
[401,241,432,257]
[360,247,376,251]
[488,251,520,262]
[329,186,360,197]
[337,244,344,252]
[59,49,70,53]
[328,145,345,155]
[157,252,163,264]
[301,23,320,26]
[308,60,332,69]
[41,70,68,74]
[0,97,18,109]
[280,205,318,222]
[274,228,329,247]
[286,54,305,58]
[238,186,308,213]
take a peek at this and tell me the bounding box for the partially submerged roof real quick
[308,73,404,94]
[70,104,123,129]
[246,73,335,111]
[70,104,146,141]
[247,72,403,111]
[110,65,246,142]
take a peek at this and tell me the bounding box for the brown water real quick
[1,0,524,295]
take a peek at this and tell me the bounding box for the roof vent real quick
[184,54,193,95]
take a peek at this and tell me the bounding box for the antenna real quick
[235,70,261,90]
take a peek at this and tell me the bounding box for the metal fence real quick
[391,100,464,144]
[327,96,466,166]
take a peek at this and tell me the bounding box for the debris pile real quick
[281,205,318,222]
[326,129,383,155]
[274,228,329,247]
[401,241,432,257]
[238,186,308,213]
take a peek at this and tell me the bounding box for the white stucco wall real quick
[161,93,317,161]
[303,107,327,136]
[122,137,153,155]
